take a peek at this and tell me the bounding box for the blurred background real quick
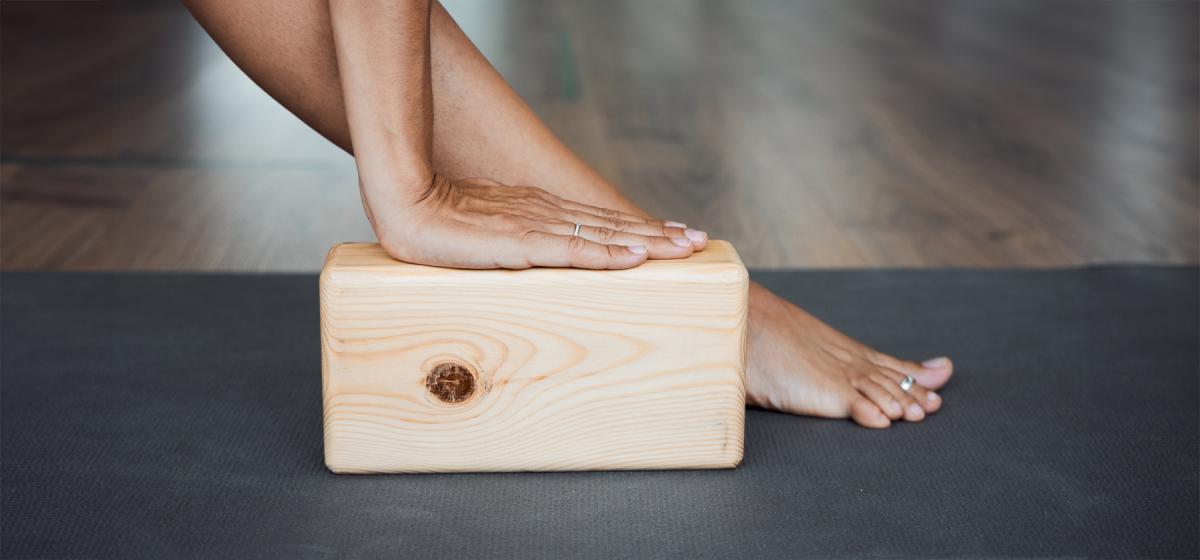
[3,0,1196,270]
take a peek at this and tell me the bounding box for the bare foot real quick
[745,283,954,428]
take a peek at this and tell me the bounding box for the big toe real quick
[912,356,954,389]
[850,397,892,429]
[872,353,954,390]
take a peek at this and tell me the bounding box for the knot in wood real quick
[425,362,477,404]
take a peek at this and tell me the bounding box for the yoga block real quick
[319,241,750,474]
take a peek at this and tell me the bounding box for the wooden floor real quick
[3,0,1197,271]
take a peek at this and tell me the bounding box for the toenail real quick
[908,404,923,417]
[665,221,687,228]
[890,402,902,414]
[927,391,940,403]
[922,357,949,368]
[671,236,691,247]
[685,228,707,242]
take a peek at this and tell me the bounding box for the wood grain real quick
[319,240,749,473]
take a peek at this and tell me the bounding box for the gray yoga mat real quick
[2,267,1197,559]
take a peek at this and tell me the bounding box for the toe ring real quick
[899,375,915,392]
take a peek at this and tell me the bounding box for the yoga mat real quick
[2,267,1196,559]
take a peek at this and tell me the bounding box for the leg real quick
[185,0,633,212]
[185,0,954,427]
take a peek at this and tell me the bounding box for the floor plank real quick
[1,165,371,271]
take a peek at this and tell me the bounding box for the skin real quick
[185,0,954,428]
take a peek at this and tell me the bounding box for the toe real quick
[919,388,942,413]
[903,400,925,422]
[855,378,904,420]
[914,356,954,389]
[850,397,892,429]
[871,372,925,422]
[873,353,954,390]
[876,369,941,414]
[906,385,940,415]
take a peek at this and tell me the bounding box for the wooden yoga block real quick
[319,241,749,473]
